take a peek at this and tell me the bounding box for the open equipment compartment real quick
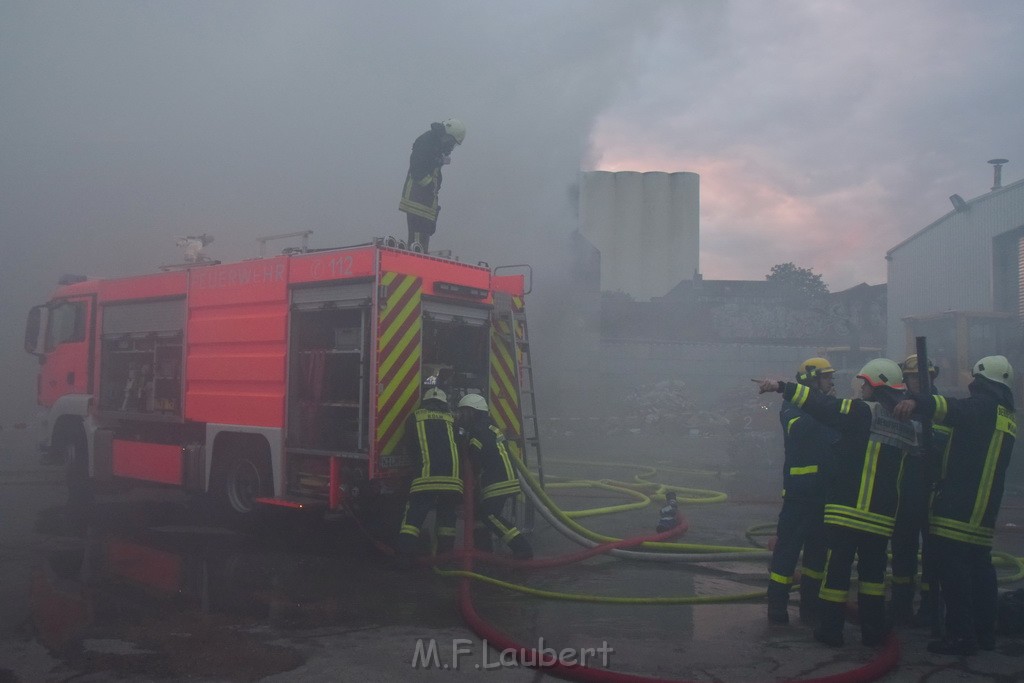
[98,298,185,417]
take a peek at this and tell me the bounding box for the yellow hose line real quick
[994,551,1024,584]
[592,479,728,504]
[546,458,735,480]
[434,566,766,604]
[745,523,777,549]
[551,477,727,506]
[516,453,767,556]
[544,481,651,518]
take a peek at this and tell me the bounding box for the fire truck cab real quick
[24,242,531,522]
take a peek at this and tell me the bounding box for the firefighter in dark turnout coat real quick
[895,355,1017,655]
[399,118,465,253]
[395,387,463,562]
[890,354,951,632]
[766,358,838,625]
[759,358,912,647]
[456,393,533,560]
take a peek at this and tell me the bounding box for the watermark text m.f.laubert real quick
[412,637,614,670]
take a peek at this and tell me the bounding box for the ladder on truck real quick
[492,277,543,532]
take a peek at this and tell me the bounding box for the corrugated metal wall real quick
[579,170,699,301]
[886,179,1024,356]
[185,257,289,427]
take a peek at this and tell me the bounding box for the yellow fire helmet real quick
[796,357,835,383]
[900,354,939,380]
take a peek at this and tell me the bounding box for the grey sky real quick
[590,0,1024,287]
[2,1,1023,421]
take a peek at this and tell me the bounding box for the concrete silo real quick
[578,170,700,300]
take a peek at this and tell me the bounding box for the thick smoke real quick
[0,1,679,422]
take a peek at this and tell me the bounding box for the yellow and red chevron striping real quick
[489,318,522,450]
[375,273,422,457]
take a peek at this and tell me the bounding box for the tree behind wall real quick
[766,262,829,301]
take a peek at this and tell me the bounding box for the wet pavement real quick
[3,426,1024,682]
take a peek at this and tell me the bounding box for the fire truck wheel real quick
[56,425,93,507]
[211,452,271,522]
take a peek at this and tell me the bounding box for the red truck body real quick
[25,243,529,519]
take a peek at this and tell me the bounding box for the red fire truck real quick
[24,238,534,522]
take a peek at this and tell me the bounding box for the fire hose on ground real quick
[449,454,903,683]
[347,451,1023,681]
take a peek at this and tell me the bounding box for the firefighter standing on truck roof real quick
[757,358,912,648]
[395,387,463,566]
[894,355,1017,656]
[766,358,837,626]
[456,393,533,560]
[399,118,466,253]
[890,354,950,633]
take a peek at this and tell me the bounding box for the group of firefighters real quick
[393,116,1019,656]
[395,118,538,562]
[757,352,1017,655]
[393,386,534,567]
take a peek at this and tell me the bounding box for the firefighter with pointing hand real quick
[766,358,837,626]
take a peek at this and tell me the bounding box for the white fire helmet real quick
[423,387,448,404]
[973,355,1014,389]
[458,393,488,413]
[856,358,906,389]
[442,118,466,145]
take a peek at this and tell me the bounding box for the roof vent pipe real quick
[988,158,1008,191]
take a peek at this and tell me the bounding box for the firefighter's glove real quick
[893,399,917,421]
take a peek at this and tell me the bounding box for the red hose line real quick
[456,457,901,683]
[427,512,690,570]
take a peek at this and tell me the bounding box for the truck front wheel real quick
[209,441,272,524]
[55,424,92,507]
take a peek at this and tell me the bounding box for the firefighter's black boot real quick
[436,534,456,557]
[474,526,494,553]
[928,635,977,656]
[927,593,946,638]
[912,590,936,629]
[889,582,914,627]
[860,593,890,646]
[766,581,790,625]
[813,600,845,647]
[799,578,821,625]
[393,533,419,569]
[508,534,533,561]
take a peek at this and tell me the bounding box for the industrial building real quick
[571,171,885,408]
[886,160,1024,392]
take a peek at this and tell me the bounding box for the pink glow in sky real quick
[589,143,893,289]
[583,0,1024,292]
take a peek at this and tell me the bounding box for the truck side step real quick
[255,497,323,509]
